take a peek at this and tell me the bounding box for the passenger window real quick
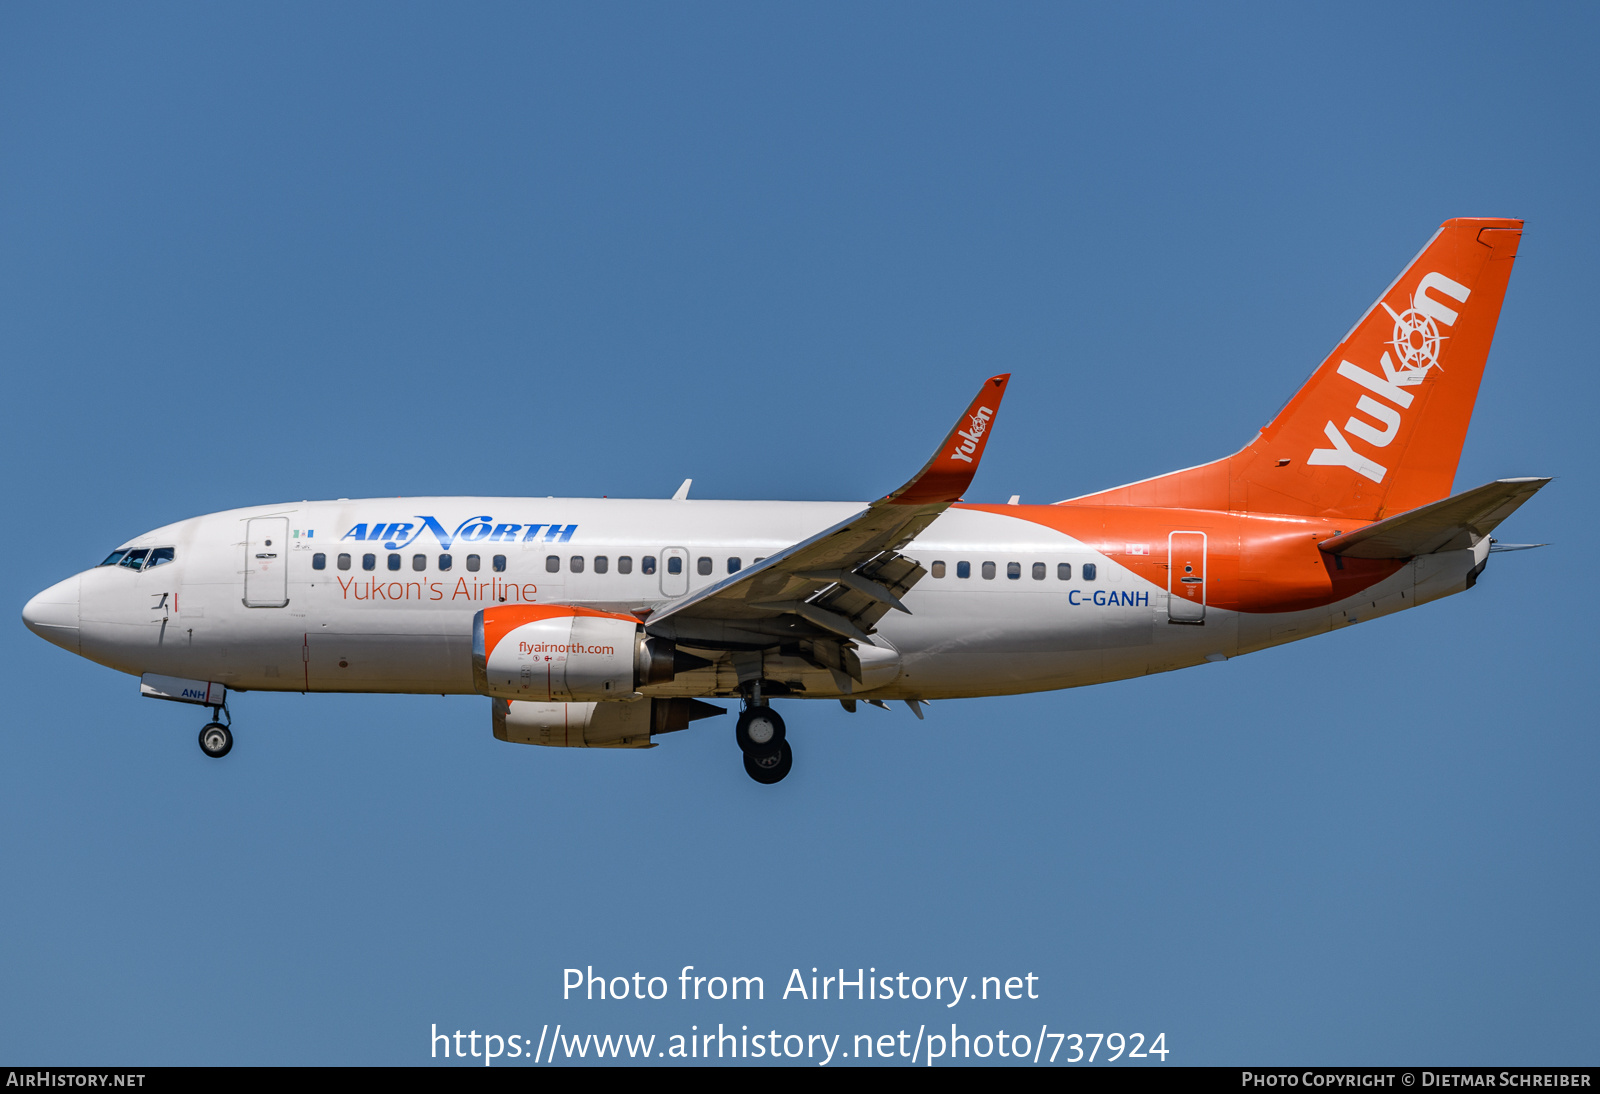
[438,553,452,572]
[931,561,946,578]
[412,554,427,572]
[594,556,609,574]
[667,557,682,575]
[119,549,150,570]
[337,553,351,571]
[312,553,326,571]
[1032,562,1046,580]
[466,554,480,572]
[697,556,712,576]
[1006,562,1020,580]
[1083,563,1097,581]
[363,553,377,572]
[492,555,506,573]
[643,556,657,575]
[387,554,401,571]
[146,547,175,569]
[1057,563,1071,580]
[727,557,741,573]
[546,555,560,573]
[982,562,996,580]
[570,556,585,573]
[618,556,633,574]
[99,550,129,567]
[956,561,971,579]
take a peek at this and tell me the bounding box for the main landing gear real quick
[198,704,233,759]
[736,699,791,785]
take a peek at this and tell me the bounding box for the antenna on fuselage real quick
[672,479,692,501]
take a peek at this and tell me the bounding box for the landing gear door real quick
[660,547,690,597]
[1167,531,1206,624]
[244,517,290,608]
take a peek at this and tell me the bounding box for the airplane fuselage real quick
[33,495,1483,702]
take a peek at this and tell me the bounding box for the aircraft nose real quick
[22,574,81,654]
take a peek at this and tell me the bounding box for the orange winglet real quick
[885,374,1011,505]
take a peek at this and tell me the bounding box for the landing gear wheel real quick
[735,706,786,752]
[199,722,233,759]
[743,740,792,784]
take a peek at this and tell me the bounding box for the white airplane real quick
[23,218,1546,783]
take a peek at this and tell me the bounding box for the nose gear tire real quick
[199,723,233,758]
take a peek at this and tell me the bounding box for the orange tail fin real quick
[1072,218,1522,520]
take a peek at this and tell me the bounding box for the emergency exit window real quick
[667,557,683,575]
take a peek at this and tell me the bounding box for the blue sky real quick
[1,3,1595,1065]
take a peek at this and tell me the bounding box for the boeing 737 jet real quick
[23,218,1545,783]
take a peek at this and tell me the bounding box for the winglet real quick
[882,374,1011,505]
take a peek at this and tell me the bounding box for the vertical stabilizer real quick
[1070,218,1522,520]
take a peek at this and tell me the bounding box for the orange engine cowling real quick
[473,604,657,702]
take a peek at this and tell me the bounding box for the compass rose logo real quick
[1381,292,1447,382]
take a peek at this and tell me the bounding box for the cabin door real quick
[244,517,290,607]
[1167,531,1206,624]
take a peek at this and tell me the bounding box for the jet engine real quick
[472,604,706,702]
[492,696,725,748]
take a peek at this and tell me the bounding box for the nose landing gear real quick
[736,694,791,784]
[198,703,232,758]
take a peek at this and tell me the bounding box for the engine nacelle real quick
[473,604,654,701]
[492,696,725,748]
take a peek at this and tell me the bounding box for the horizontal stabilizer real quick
[1320,477,1550,559]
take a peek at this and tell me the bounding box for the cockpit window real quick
[100,546,175,570]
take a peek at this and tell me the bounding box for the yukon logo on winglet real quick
[949,406,994,464]
[1308,272,1470,483]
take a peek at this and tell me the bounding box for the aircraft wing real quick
[1319,477,1551,559]
[645,375,1011,673]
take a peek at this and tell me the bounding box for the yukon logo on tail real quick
[949,406,993,464]
[1308,271,1470,483]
